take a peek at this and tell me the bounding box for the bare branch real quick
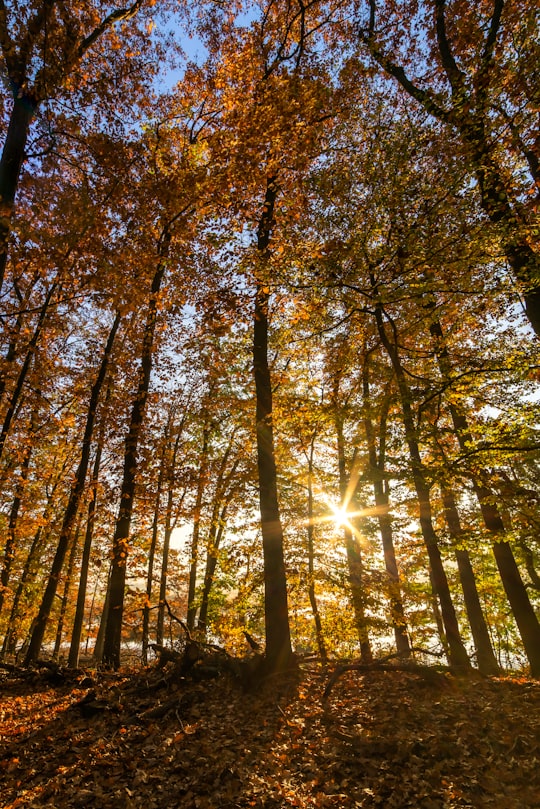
[434,0,467,96]
[77,0,144,59]
[358,29,451,124]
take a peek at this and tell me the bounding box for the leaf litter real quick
[1,663,539,808]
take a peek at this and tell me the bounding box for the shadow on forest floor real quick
[1,661,539,808]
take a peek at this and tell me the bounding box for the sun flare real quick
[328,503,352,529]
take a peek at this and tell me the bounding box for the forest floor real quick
[1,659,539,809]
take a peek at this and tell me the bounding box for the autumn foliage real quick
[0,0,539,693]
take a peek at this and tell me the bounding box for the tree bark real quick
[102,243,169,669]
[306,437,327,661]
[428,309,540,676]
[68,379,111,669]
[440,486,500,675]
[253,178,293,673]
[186,423,210,632]
[0,95,38,292]
[362,360,411,657]
[24,312,120,665]
[53,519,81,661]
[334,413,373,662]
[373,291,470,669]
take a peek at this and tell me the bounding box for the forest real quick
[0,0,539,683]
[1,2,540,807]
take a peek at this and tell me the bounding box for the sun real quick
[328,503,352,529]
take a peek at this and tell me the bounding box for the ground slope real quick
[1,663,539,808]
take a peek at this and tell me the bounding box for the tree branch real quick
[77,0,144,58]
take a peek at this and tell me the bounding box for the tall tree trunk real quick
[440,486,500,675]
[53,519,81,661]
[102,245,169,669]
[197,499,230,635]
[142,443,166,663]
[92,565,111,665]
[1,459,69,658]
[67,380,111,669]
[0,95,38,293]
[334,414,373,662]
[197,445,238,635]
[186,423,210,632]
[372,289,470,669]
[0,436,32,617]
[253,178,293,673]
[306,437,327,661]
[427,307,540,676]
[0,282,57,465]
[362,360,411,657]
[156,479,176,646]
[24,312,121,664]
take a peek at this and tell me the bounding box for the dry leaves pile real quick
[1,662,539,808]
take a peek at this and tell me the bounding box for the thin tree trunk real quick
[362,361,411,656]
[428,308,540,676]
[306,437,327,661]
[102,245,169,669]
[67,381,111,669]
[440,485,500,675]
[253,178,293,673]
[334,414,373,662]
[92,565,112,664]
[142,443,166,663]
[24,312,121,664]
[53,519,81,661]
[0,437,32,617]
[186,423,210,632]
[1,459,70,658]
[197,445,238,635]
[156,479,175,645]
[197,499,230,635]
[0,282,57,465]
[372,289,470,669]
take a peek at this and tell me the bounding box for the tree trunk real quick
[253,178,293,673]
[186,423,210,632]
[196,440,238,634]
[306,438,327,661]
[24,312,121,664]
[440,486,500,675]
[67,382,111,669]
[334,414,373,662]
[362,361,411,657]
[142,445,165,663]
[428,309,540,676]
[156,481,175,646]
[0,438,32,617]
[53,519,81,661]
[0,95,38,292]
[373,291,470,669]
[197,499,230,634]
[102,248,169,669]
[92,565,111,665]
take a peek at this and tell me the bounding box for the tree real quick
[0,0,151,291]
[253,178,294,672]
[24,311,120,664]
[356,0,540,334]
